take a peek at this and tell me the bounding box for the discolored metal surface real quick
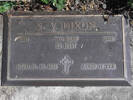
[1,13,131,86]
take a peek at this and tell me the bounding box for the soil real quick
[10,0,130,13]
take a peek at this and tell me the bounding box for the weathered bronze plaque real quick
[1,13,131,86]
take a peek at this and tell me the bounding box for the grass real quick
[128,0,133,8]
[0,2,15,13]
[40,0,66,10]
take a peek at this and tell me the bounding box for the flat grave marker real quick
[1,13,131,86]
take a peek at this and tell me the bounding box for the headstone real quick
[1,12,131,86]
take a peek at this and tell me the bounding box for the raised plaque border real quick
[1,13,131,86]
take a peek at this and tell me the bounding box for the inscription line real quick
[16,32,117,36]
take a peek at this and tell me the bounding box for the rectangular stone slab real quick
[1,13,131,86]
